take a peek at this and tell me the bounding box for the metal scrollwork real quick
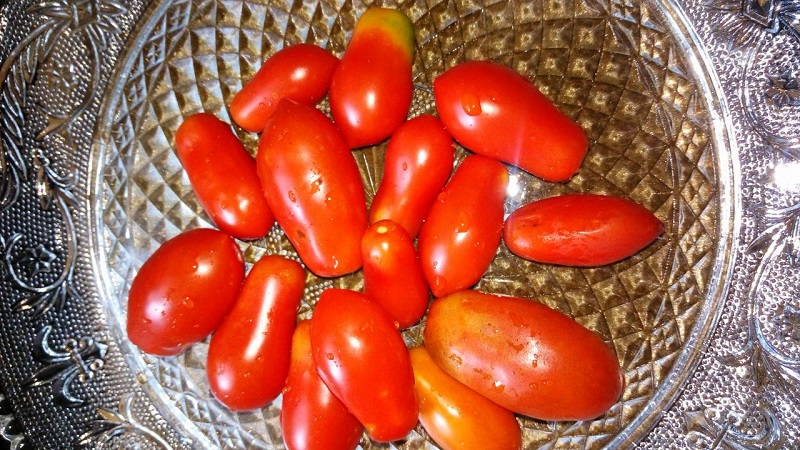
[78,392,174,449]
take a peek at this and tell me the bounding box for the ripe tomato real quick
[503,194,664,266]
[424,290,623,421]
[206,255,305,411]
[434,60,588,182]
[362,220,429,329]
[418,155,508,297]
[281,320,364,450]
[126,229,244,356]
[256,99,367,277]
[369,115,454,238]
[230,43,339,133]
[310,289,418,442]
[175,113,274,240]
[410,347,521,450]
[329,7,414,148]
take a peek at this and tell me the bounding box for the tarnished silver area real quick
[0,0,798,448]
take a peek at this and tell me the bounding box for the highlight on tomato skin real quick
[369,115,455,239]
[410,346,522,450]
[126,229,245,357]
[281,320,364,450]
[206,255,305,411]
[329,7,415,148]
[230,43,339,133]
[175,112,274,240]
[503,194,665,266]
[310,288,418,442]
[434,60,588,182]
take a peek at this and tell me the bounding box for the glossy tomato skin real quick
[425,290,623,421]
[257,99,367,277]
[410,347,521,450]
[504,194,664,266]
[310,289,418,442]
[230,44,339,132]
[175,113,274,240]
[369,115,454,238]
[281,320,363,450]
[127,229,244,356]
[206,255,305,411]
[434,60,588,182]
[329,7,414,148]
[362,220,429,329]
[418,155,508,297]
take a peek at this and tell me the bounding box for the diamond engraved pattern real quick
[93,0,719,448]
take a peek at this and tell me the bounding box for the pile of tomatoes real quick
[126,7,665,450]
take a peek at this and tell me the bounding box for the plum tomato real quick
[126,229,244,356]
[418,155,508,297]
[410,347,522,450]
[369,115,455,238]
[230,43,339,133]
[310,289,418,442]
[503,194,665,266]
[424,290,623,421]
[206,255,305,411]
[281,320,364,450]
[175,113,274,240]
[434,60,588,182]
[362,220,429,329]
[329,7,415,148]
[256,99,367,277]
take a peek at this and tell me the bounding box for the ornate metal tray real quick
[1,0,799,448]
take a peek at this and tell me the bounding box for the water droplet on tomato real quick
[288,190,297,202]
[437,191,448,203]
[182,297,194,309]
[326,353,335,360]
[461,92,482,116]
[401,162,408,171]
[456,211,470,233]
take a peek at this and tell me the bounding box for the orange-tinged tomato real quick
[424,290,623,421]
[206,255,305,411]
[281,321,363,450]
[503,194,664,266]
[410,347,521,450]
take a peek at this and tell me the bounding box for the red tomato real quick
[425,290,623,421]
[410,347,521,450]
[175,113,274,240]
[369,115,454,238]
[230,43,339,132]
[362,220,429,329]
[329,7,414,148]
[256,99,367,277]
[503,194,664,266]
[206,255,305,411]
[281,320,364,450]
[126,229,244,356]
[310,289,418,442]
[418,155,508,297]
[434,60,588,182]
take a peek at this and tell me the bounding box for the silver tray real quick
[1,0,799,448]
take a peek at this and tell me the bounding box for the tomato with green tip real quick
[281,320,363,450]
[424,290,624,421]
[329,7,415,148]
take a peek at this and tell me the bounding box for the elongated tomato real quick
[127,229,244,356]
[362,220,429,329]
[369,115,455,238]
[230,44,339,132]
[418,155,508,297]
[206,255,305,411]
[282,320,363,450]
[503,194,664,266]
[434,60,588,182]
[175,113,274,240]
[329,7,414,148]
[410,347,521,450]
[425,290,623,421]
[311,289,417,442]
[257,99,367,277]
